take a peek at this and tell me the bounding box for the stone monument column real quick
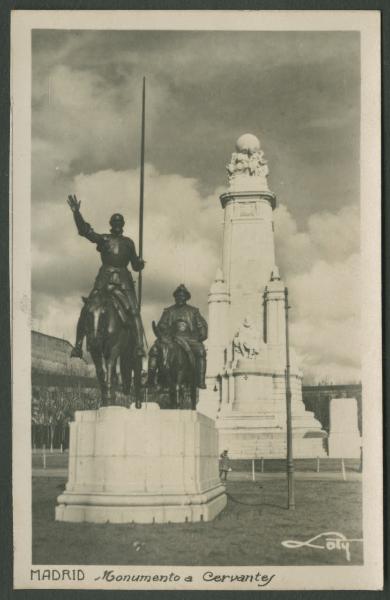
[198,133,327,458]
[220,134,276,342]
[264,266,287,369]
[206,268,230,378]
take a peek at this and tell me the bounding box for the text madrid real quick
[30,569,276,586]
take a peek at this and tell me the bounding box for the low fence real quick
[227,458,361,481]
[32,451,362,478]
[229,458,361,472]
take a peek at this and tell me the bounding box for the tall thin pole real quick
[284,287,295,510]
[138,77,146,310]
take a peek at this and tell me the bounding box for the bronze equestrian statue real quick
[67,194,145,406]
[148,284,208,409]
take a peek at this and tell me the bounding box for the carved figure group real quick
[226,150,269,182]
[233,316,263,359]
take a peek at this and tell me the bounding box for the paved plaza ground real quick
[32,473,363,566]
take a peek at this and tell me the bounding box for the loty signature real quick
[281,531,363,562]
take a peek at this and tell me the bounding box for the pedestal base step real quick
[218,429,327,458]
[56,484,227,524]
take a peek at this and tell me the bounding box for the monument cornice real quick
[231,367,303,379]
[220,189,276,210]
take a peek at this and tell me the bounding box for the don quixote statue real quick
[68,196,208,411]
[67,194,145,407]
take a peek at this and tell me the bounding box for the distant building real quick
[32,330,96,387]
[32,331,98,448]
[302,384,362,435]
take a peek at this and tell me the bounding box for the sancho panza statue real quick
[148,284,208,390]
[67,194,145,359]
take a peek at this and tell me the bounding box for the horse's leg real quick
[118,324,142,408]
[186,356,197,410]
[190,383,197,411]
[90,347,106,406]
[177,351,189,410]
[104,356,114,404]
[166,362,175,409]
[176,384,182,409]
[120,349,132,396]
[167,348,183,409]
[101,336,115,405]
[168,384,177,409]
[176,370,184,410]
[103,302,127,405]
[105,338,123,405]
[111,357,119,388]
[133,356,143,409]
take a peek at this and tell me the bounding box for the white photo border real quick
[11,9,382,591]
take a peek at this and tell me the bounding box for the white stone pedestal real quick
[328,397,362,458]
[56,405,226,523]
[206,360,327,458]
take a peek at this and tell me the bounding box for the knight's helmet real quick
[173,284,191,301]
[109,213,125,227]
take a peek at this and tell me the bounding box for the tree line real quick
[32,386,100,450]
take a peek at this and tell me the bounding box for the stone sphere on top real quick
[235,133,261,155]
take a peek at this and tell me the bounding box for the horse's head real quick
[152,320,161,340]
[151,321,169,344]
[152,321,174,371]
[85,293,107,340]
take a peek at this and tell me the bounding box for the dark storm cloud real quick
[32,29,359,221]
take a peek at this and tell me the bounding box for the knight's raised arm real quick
[67,195,102,244]
[67,194,81,213]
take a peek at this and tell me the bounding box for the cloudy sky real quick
[31,29,361,384]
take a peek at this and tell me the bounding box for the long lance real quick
[138,76,146,309]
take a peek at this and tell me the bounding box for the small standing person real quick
[66,194,146,358]
[219,450,231,481]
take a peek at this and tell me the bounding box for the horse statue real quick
[150,320,197,409]
[85,291,143,407]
